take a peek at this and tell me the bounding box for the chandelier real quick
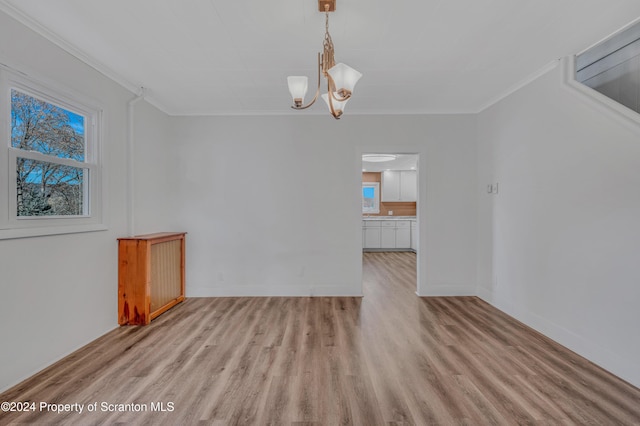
[287,0,362,119]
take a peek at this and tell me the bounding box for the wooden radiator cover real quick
[118,232,186,325]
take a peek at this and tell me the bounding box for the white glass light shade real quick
[327,63,362,93]
[322,93,349,114]
[287,76,308,102]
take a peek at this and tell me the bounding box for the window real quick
[576,21,640,114]
[0,68,104,239]
[362,182,380,214]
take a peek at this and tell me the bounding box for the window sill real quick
[0,223,108,240]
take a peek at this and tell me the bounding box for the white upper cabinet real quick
[381,170,417,202]
[400,170,417,201]
[381,171,400,201]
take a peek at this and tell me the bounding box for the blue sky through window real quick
[11,89,86,162]
[12,90,86,184]
[363,187,375,198]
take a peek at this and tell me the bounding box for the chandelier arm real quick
[331,91,351,102]
[326,77,341,119]
[326,74,352,102]
[291,53,322,110]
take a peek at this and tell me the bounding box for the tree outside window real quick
[11,89,88,217]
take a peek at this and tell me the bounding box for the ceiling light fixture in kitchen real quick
[362,154,397,162]
[287,0,362,119]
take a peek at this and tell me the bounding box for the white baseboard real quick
[475,285,493,302]
[187,284,363,297]
[417,283,475,297]
[478,291,640,389]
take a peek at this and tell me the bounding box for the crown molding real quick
[0,1,171,114]
[475,59,560,113]
[0,1,574,118]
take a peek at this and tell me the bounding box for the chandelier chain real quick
[322,9,335,76]
[326,9,329,33]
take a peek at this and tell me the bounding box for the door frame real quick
[357,148,425,296]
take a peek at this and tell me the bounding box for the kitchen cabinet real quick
[400,170,417,201]
[362,219,412,250]
[380,221,396,247]
[381,171,400,201]
[381,170,417,202]
[395,220,411,248]
[363,220,381,248]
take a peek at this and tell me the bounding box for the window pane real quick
[362,183,379,214]
[363,187,375,198]
[16,158,86,217]
[11,89,85,161]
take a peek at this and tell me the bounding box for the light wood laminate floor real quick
[1,252,639,425]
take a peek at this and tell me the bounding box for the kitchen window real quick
[362,182,380,214]
[0,67,105,239]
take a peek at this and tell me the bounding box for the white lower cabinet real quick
[363,219,412,250]
[395,221,411,249]
[363,221,381,248]
[380,227,396,247]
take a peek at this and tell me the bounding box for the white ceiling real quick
[2,0,640,116]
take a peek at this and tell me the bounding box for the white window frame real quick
[362,182,380,214]
[0,67,106,239]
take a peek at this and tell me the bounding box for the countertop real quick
[362,216,416,220]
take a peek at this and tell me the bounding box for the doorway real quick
[361,153,419,295]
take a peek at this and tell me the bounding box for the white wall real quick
[171,114,478,297]
[0,10,479,390]
[4,0,637,396]
[0,11,133,392]
[477,60,640,387]
[132,100,180,235]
